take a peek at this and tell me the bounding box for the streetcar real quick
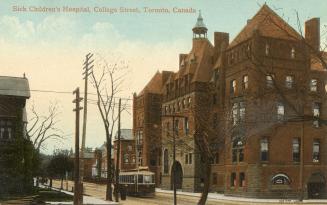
[119,170,155,197]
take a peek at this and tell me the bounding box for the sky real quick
[0,0,326,154]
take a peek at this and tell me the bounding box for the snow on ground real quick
[156,188,327,204]
[40,185,117,205]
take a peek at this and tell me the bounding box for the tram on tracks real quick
[119,170,155,197]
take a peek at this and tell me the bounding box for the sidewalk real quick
[40,185,117,205]
[156,188,327,204]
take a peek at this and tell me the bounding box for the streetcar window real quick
[144,175,151,183]
[138,175,143,183]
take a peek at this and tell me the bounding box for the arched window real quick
[163,149,169,174]
[272,173,290,185]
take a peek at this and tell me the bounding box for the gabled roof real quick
[229,4,302,48]
[138,71,163,95]
[0,76,30,98]
[191,40,215,82]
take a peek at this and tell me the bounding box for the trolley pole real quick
[73,87,83,205]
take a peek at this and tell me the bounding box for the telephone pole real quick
[73,87,83,205]
[114,98,122,202]
[80,53,94,182]
[162,114,184,205]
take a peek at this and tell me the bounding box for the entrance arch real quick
[307,173,326,199]
[171,161,183,190]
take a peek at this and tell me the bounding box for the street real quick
[51,180,327,205]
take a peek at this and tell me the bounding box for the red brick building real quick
[134,5,327,199]
[113,129,136,171]
[133,71,173,186]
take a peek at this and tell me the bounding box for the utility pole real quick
[73,88,83,205]
[162,114,184,205]
[172,115,177,205]
[80,53,94,182]
[114,98,122,202]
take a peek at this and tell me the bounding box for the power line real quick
[0,88,133,101]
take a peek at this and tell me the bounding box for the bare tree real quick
[90,54,129,201]
[26,102,64,153]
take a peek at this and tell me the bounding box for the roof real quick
[138,71,163,95]
[114,129,133,140]
[229,4,302,48]
[193,11,208,34]
[0,76,30,98]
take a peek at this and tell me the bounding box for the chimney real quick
[214,32,229,52]
[305,18,320,51]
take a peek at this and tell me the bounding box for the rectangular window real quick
[313,139,320,163]
[232,103,238,125]
[243,75,249,90]
[231,173,236,187]
[277,103,285,121]
[239,102,245,122]
[185,154,188,164]
[188,153,192,164]
[260,138,269,161]
[313,103,320,127]
[184,117,189,135]
[285,75,294,88]
[239,172,245,187]
[212,173,218,185]
[230,80,236,95]
[0,120,14,140]
[174,119,179,136]
[310,79,318,92]
[266,74,274,88]
[265,43,270,56]
[291,47,295,59]
[292,138,300,162]
[214,152,219,164]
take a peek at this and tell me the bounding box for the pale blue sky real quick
[0,0,326,154]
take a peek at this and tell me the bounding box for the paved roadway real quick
[51,180,326,205]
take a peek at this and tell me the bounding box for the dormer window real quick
[291,47,295,59]
[265,43,270,56]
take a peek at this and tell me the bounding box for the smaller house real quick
[113,129,136,171]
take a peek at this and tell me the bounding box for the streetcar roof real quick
[119,171,155,175]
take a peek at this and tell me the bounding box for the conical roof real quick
[192,11,208,34]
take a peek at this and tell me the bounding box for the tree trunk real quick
[60,177,63,190]
[106,131,113,201]
[198,160,211,205]
[50,178,52,188]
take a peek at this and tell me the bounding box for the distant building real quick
[0,76,31,194]
[113,129,136,171]
[71,148,95,180]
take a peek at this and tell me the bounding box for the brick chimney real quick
[305,18,320,51]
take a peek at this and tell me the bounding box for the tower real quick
[192,11,208,39]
